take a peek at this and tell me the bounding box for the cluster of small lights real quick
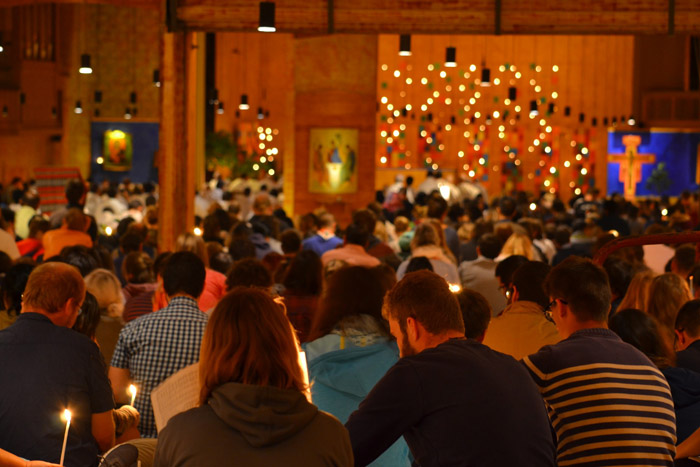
[377,59,600,191]
[255,126,279,174]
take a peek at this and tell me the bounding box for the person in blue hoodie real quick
[304,265,411,467]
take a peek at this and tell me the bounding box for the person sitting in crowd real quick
[85,268,124,365]
[617,268,655,312]
[109,251,208,438]
[0,263,116,465]
[603,256,633,315]
[153,287,353,467]
[49,179,86,229]
[122,252,170,323]
[175,233,226,311]
[675,299,700,374]
[426,195,460,261]
[224,257,273,293]
[121,251,157,303]
[302,212,343,257]
[321,223,380,269]
[113,233,144,286]
[281,250,323,343]
[345,270,556,466]
[609,308,700,444]
[522,257,677,465]
[396,222,459,284]
[483,261,560,359]
[352,209,401,270]
[16,215,49,260]
[14,192,40,240]
[0,262,34,331]
[459,233,507,316]
[455,288,491,342]
[43,208,93,259]
[648,272,693,346]
[304,265,410,466]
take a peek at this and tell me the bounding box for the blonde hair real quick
[199,287,306,405]
[648,273,692,333]
[618,269,655,312]
[85,268,124,318]
[176,232,209,267]
[500,232,534,260]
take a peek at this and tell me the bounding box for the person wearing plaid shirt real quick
[109,251,209,438]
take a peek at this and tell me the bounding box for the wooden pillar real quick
[189,32,207,191]
[158,30,193,252]
[292,35,378,226]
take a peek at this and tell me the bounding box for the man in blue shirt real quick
[302,212,342,257]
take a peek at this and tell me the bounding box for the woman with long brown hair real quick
[153,287,352,467]
[304,265,411,466]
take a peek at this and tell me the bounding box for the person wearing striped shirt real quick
[523,256,676,466]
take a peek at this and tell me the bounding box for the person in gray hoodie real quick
[153,287,353,467]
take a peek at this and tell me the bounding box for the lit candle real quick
[298,351,311,402]
[59,409,71,466]
[128,384,137,406]
[690,276,694,296]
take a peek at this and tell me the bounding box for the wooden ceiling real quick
[175,0,700,35]
[1,0,160,9]
[3,0,700,34]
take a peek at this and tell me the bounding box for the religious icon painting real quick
[103,129,133,171]
[308,128,359,194]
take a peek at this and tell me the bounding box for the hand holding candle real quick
[128,384,137,406]
[59,409,71,466]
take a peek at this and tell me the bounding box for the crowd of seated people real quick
[2,173,700,466]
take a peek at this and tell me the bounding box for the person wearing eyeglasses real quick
[482,261,560,360]
[0,262,116,466]
[522,256,677,465]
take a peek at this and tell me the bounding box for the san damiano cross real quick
[607,135,656,200]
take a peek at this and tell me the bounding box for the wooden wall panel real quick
[375,34,636,199]
[294,35,377,226]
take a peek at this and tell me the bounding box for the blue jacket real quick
[304,335,411,467]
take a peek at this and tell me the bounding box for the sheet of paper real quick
[150,363,200,433]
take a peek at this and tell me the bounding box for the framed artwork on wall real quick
[103,129,133,171]
[309,128,358,194]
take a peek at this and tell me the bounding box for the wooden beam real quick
[2,0,160,8]
[174,0,700,34]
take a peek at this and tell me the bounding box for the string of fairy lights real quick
[374,39,623,196]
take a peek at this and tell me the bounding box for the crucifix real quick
[607,135,656,200]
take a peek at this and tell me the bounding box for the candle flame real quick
[128,384,137,396]
[448,283,462,293]
[63,409,71,422]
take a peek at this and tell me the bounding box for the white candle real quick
[59,409,71,466]
[690,276,694,296]
[128,384,137,406]
[298,351,311,402]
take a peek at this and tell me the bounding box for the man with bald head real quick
[0,263,115,466]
